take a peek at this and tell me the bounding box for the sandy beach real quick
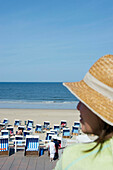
[0,109,80,129]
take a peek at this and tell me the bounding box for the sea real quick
[0,82,79,109]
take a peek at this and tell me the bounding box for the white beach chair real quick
[44,121,50,130]
[0,136,9,156]
[54,124,61,132]
[1,130,9,137]
[27,120,34,128]
[14,119,21,127]
[23,130,31,137]
[13,135,25,153]
[62,128,71,138]
[25,135,39,156]
[7,126,14,136]
[60,120,67,128]
[3,118,9,125]
[45,131,55,140]
[35,124,43,133]
[72,125,80,135]
[74,121,80,128]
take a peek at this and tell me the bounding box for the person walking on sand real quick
[48,138,56,162]
[55,54,113,170]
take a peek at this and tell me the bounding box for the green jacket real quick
[55,137,113,170]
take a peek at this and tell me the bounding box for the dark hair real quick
[85,123,113,153]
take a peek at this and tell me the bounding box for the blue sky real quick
[0,0,113,82]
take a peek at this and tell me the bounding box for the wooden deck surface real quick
[0,151,57,170]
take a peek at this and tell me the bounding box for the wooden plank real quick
[35,153,57,170]
[18,157,30,170]
[1,155,15,170]
[27,157,38,170]
[0,151,58,170]
[35,156,45,170]
[9,156,22,170]
[0,157,8,169]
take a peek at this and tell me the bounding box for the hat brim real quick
[63,80,113,126]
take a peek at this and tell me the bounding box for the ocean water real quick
[0,82,79,109]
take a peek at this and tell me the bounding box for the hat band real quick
[83,72,113,100]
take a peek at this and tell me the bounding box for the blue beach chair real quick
[72,126,80,135]
[54,124,61,132]
[0,136,9,155]
[74,121,80,128]
[45,131,55,140]
[35,124,42,133]
[14,135,25,153]
[61,120,67,129]
[23,130,31,137]
[44,121,50,130]
[48,134,57,141]
[25,135,39,156]
[14,135,24,146]
[7,126,14,136]
[27,120,34,128]
[63,128,70,138]
[3,118,9,125]
[1,130,9,137]
[27,126,32,131]
[14,119,21,127]
[0,123,5,131]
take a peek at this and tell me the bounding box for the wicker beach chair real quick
[62,128,71,138]
[13,135,25,153]
[1,130,9,137]
[14,135,24,146]
[25,135,39,156]
[44,121,50,130]
[7,126,14,136]
[27,120,34,128]
[74,121,80,128]
[3,118,9,125]
[60,120,67,129]
[23,130,31,137]
[54,124,61,132]
[72,125,80,135]
[35,124,43,133]
[0,123,5,131]
[14,119,21,127]
[48,134,57,141]
[45,131,55,140]
[0,136,9,156]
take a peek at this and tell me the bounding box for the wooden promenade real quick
[0,151,57,170]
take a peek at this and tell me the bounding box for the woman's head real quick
[63,55,113,127]
[77,101,104,135]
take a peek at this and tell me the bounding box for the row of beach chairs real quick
[0,118,81,138]
[0,133,64,156]
[0,118,81,156]
[0,135,40,156]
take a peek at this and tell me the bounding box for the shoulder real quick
[55,140,112,170]
[64,142,95,154]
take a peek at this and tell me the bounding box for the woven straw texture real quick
[64,55,113,125]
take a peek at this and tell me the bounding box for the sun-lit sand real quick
[0,109,80,128]
[0,109,80,141]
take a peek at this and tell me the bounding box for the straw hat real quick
[63,54,113,126]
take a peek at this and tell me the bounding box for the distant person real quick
[55,55,113,169]
[48,138,56,162]
[53,138,60,160]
